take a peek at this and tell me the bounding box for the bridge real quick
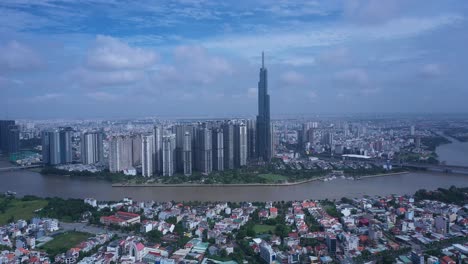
[395,162,468,174]
[0,165,43,172]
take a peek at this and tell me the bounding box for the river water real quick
[436,137,468,166]
[0,139,467,202]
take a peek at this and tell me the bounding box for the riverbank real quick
[112,171,411,187]
[357,171,410,179]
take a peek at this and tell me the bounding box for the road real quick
[59,222,131,238]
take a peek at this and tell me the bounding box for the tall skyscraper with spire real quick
[256,52,272,161]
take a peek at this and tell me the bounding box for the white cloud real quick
[86,92,121,102]
[26,93,63,102]
[334,68,369,86]
[72,68,145,87]
[247,87,257,99]
[87,35,158,70]
[420,63,442,77]
[202,14,462,59]
[0,41,43,71]
[155,45,233,85]
[280,71,307,86]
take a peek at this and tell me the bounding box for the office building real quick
[222,122,235,170]
[196,127,212,175]
[212,128,224,171]
[141,135,154,177]
[109,136,133,173]
[260,242,276,264]
[411,251,424,264]
[326,235,337,255]
[162,134,175,176]
[234,123,247,167]
[7,125,20,154]
[0,120,15,153]
[81,131,104,165]
[410,125,415,136]
[256,52,272,161]
[321,131,334,147]
[59,127,73,164]
[247,119,256,159]
[183,131,192,176]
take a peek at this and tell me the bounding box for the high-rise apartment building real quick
[59,127,73,164]
[42,130,61,165]
[222,122,234,170]
[256,52,272,161]
[212,128,224,171]
[141,135,154,177]
[247,119,256,159]
[234,123,247,167]
[131,134,142,166]
[183,131,192,176]
[196,127,212,175]
[81,131,104,165]
[109,136,133,173]
[153,126,162,174]
[162,134,176,176]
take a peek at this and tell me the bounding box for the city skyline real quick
[1,0,468,119]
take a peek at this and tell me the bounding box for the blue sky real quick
[1,0,468,119]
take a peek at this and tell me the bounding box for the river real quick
[436,136,468,167]
[1,138,467,202]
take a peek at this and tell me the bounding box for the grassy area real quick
[258,173,288,183]
[40,232,91,255]
[0,197,48,225]
[253,224,276,234]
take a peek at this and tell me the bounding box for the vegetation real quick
[253,224,276,234]
[39,197,96,222]
[421,136,451,151]
[414,186,468,206]
[321,200,343,218]
[40,231,91,257]
[257,173,288,183]
[41,167,138,183]
[0,196,48,225]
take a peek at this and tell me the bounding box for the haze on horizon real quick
[1,0,468,119]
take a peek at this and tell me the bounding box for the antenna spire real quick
[262,51,265,68]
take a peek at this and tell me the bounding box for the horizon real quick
[2,0,468,119]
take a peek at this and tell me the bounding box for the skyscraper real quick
[109,136,133,173]
[234,123,247,167]
[141,135,154,177]
[131,134,142,166]
[162,134,176,176]
[0,120,15,153]
[7,125,20,154]
[42,130,61,165]
[222,122,234,170]
[183,131,192,176]
[153,125,162,174]
[247,119,256,160]
[81,131,104,165]
[196,127,212,175]
[256,52,272,161]
[212,128,224,171]
[59,127,73,164]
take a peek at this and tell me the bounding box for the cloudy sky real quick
[1,0,467,119]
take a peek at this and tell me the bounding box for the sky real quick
[1,0,468,119]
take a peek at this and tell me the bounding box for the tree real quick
[146,230,163,243]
